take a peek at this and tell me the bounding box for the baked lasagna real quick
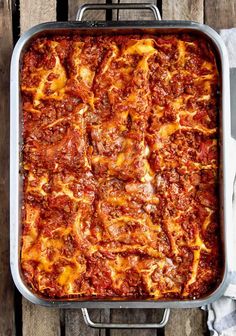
[21,34,221,299]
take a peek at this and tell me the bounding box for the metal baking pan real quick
[10,2,232,329]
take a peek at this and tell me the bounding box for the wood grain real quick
[69,0,106,22]
[205,0,236,30]
[163,0,204,22]
[22,298,60,336]
[65,309,110,336]
[20,0,56,33]
[0,0,15,334]
[112,0,159,21]
[110,309,165,336]
[20,1,61,334]
[165,309,208,336]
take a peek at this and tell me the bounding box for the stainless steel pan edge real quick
[10,20,232,309]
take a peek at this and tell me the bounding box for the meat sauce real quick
[21,34,221,299]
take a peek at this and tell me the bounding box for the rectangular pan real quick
[10,14,232,309]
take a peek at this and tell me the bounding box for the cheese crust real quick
[21,34,221,299]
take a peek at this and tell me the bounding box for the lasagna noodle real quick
[21,34,221,299]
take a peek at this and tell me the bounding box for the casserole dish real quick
[10,2,232,329]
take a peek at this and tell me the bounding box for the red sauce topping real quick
[21,34,221,300]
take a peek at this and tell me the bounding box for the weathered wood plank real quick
[0,0,15,335]
[22,298,61,336]
[205,0,236,30]
[20,1,61,334]
[69,0,106,22]
[65,309,110,336]
[110,309,165,336]
[112,0,159,21]
[163,0,204,22]
[162,2,207,336]
[165,308,208,336]
[20,0,57,33]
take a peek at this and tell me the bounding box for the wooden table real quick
[1,0,236,335]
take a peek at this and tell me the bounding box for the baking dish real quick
[10,2,232,329]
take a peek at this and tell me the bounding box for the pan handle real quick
[76,3,162,21]
[81,308,170,329]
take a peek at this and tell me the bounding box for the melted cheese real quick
[202,208,214,231]
[177,40,186,67]
[183,249,201,295]
[124,39,156,55]
[27,173,48,196]
[21,34,220,300]
[22,42,67,106]
[158,122,180,138]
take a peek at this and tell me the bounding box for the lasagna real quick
[21,34,221,299]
